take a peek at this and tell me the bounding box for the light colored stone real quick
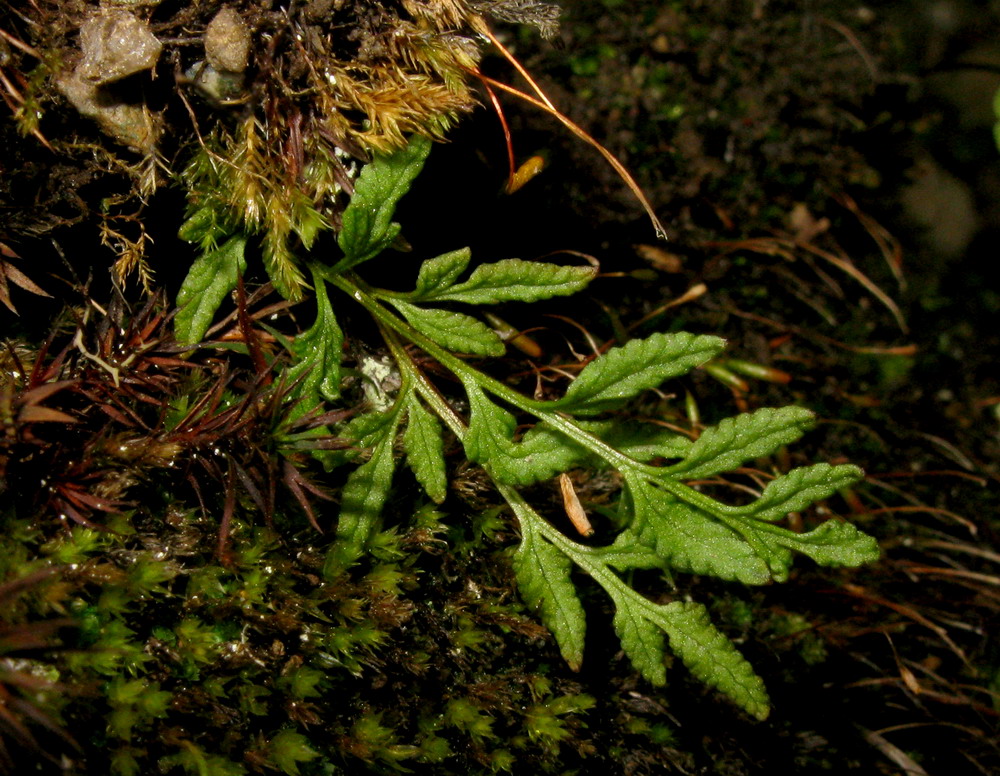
[205,7,251,74]
[78,9,162,85]
[56,69,161,152]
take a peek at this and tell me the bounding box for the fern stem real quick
[326,271,644,472]
[330,272,774,549]
[380,325,467,439]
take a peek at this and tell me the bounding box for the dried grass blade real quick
[480,78,517,189]
[471,70,669,241]
[837,193,905,287]
[799,241,907,332]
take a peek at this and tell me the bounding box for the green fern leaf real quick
[175,236,247,344]
[391,301,505,356]
[612,603,667,685]
[595,421,692,462]
[412,247,472,298]
[403,395,448,503]
[654,601,770,720]
[765,518,880,567]
[422,259,596,305]
[546,332,724,414]
[284,265,344,407]
[734,463,863,522]
[485,421,692,487]
[592,542,662,571]
[621,480,775,584]
[513,522,587,670]
[329,412,401,571]
[481,424,583,486]
[336,134,431,268]
[463,385,518,467]
[339,410,401,449]
[669,406,815,479]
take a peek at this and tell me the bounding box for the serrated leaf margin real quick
[513,523,587,671]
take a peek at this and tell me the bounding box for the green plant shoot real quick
[175,135,880,720]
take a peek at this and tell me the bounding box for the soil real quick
[407,2,1000,771]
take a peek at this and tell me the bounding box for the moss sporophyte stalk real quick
[0,2,882,772]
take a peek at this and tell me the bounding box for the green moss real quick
[160,742,247,776]
[767,612,829,666]
[106,677,172,741]
[267,729,320,775]
[277,666,326,700]
[41,527,108,565]
[174,618,225,670]
[523,693,596,751]
[126,554,177,598]
[444,698,495,743]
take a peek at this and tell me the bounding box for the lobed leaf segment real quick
[176,135,879,720]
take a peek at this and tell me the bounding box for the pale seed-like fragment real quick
[559,473,594,537]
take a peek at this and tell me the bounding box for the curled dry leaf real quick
[559,472,593,537]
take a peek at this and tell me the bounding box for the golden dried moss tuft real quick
[1,0,560,288]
